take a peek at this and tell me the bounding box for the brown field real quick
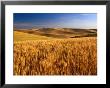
[14,35,97,75]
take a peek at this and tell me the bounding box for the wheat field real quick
[14,37,97,75]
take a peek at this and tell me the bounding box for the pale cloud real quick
[14,23,32,26]
[79,13,96,16]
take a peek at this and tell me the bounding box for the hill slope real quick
[14,31,54,41]
[14,28,97,41]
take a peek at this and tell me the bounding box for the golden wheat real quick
[14,37,97,75]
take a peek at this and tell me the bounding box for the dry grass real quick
[14,31,54,41]
[14,37,97,75]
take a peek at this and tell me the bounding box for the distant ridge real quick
[14,28,97,38]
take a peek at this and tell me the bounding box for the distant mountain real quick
[14,28,97,38]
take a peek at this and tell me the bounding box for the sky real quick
[14,13,97,29]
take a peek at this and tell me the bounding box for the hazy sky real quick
[14,13,97,29]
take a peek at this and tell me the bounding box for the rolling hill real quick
[14,28,97,41]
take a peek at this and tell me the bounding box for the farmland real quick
[14,28,97,75]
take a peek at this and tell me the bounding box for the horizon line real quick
[14,26,97,29]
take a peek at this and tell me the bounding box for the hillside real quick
[14,31,54,41]
[14,28,97,41]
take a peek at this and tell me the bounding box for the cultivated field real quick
[14,29,97,75]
